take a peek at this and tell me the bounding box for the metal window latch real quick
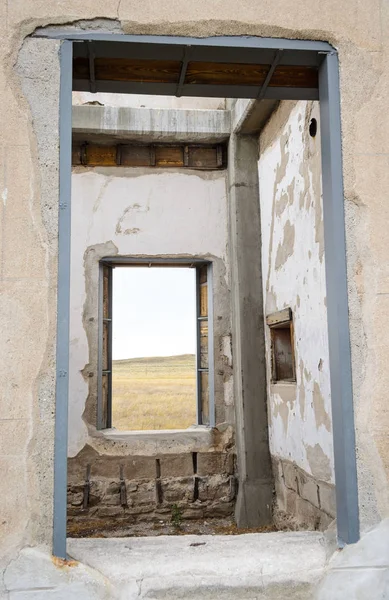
[120,465,127,507]
[83,464,91,509]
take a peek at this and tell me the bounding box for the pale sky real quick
[112,267,196,360]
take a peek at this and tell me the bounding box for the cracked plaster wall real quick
[69,167,232,457]
[259,101,334,487]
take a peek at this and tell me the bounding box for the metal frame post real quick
[207,263,215,428]
[53,39,73,559]
[319,52,359,545]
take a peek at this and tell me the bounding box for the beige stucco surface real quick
[0,0,388,573]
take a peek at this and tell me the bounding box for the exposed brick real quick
[197,452,234,476]
[160,454,194,477]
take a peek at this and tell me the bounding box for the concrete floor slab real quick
[67,531,327,599]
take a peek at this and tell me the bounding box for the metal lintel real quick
[257,49,283,100]
[34,30,335,53]
[319,52,359,546]
[73,79,319,101]
[53,40,72,560]
[176,46,190,97]
[100,257,209,266]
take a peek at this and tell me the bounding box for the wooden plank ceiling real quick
[73,41,321,100]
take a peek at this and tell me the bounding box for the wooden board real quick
[73,57,319,90]
[73,143,227,170]
[266,307,292,327]
[74,57,182,83]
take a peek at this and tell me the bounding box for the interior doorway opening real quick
[51,33,359,558]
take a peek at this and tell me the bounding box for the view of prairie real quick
[112,354,197,430]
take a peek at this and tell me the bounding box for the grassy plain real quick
[112,354,196,430]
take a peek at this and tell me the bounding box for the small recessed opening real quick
[266,308,296,383]
[309,118,317,138]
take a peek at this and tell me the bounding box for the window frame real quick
[96,257,215,431]
[266,307,296,384]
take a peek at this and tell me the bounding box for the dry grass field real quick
[112,354,197,430]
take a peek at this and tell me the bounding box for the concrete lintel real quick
[231,98,279,134]
[72,105,231,143]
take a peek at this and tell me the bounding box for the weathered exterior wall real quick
[0,37,61,571]
[0,0,388,574]
[259,101,335,528]
[68,166,235,528]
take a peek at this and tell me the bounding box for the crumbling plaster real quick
[0,0,388,566]
[259,101,334,486]
[69,168,232,457]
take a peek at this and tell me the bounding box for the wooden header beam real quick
[72,142,227,169]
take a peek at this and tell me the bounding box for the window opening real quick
[266,308,296,383]
[98,261,213,430]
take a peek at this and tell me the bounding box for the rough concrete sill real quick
[101,425,212,443]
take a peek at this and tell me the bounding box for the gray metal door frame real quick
[53,34,359,558]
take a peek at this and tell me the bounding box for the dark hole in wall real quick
[309,118,317,138]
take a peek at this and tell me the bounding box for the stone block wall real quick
[272,457,336,531]
[67,446,236,533]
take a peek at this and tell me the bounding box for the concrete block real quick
[129,481,156,506]
[282,462,299,492]
[197,452,234,476]
[295,496,322,529]
[318,481,336,517]
[161,477,193,504]
[198,475,231,502]
[124,457,157,480]
[274,475,288,513]
[297,471,320,509]
[95,506,125,518]
[160,454,193,477]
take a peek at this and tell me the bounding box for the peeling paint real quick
[275,220,295,270]
[312,381,331,432]
[305,443,332,482]
[259,101,333,485]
